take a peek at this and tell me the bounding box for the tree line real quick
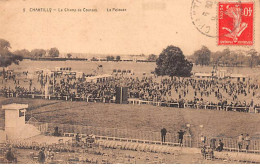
[0,38,192,78]
[13,47,60,59]
[106,55,121,61]
[0,39,23,78]
[190,46,260,68]
[3,37,259,80]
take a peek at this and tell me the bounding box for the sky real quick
[0,0,259,56]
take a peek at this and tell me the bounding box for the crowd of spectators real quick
[0,71,259,112]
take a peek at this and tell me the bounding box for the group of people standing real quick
[160,128,186,146]
[160,128,253,153]
[1,71,260,111]
[238,133,251,151]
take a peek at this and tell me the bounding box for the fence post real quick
[113,128,116,138]
[256,140,259,153]
[190,135,192,147]
[231,138,234,151]
[136,130,139,139]
[114,128,117,138]
[143,131,146,140]
[95,127,99,136]
[45,123,48,134]
[253,140,255,153]
[197,136,199,148]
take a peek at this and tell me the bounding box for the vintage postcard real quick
[0,0,260,164]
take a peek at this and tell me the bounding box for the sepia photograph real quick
[0,0,260,164]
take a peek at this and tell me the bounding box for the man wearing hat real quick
[178,130,185,146]
[38,147,46,164]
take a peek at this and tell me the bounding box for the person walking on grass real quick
[161,128,167,143]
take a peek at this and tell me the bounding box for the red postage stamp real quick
[218,2,254,45]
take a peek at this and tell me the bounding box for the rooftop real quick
[194,73,212,77]
[2,103,29,110]
[230,74,247,78]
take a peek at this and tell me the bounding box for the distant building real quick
[229,74,247,82]
[2,103,40,140]
[193,70,248,82]
[194,72,212,79]
[216,70,227,78]
[130,54,147,62]
[112,69,134,75]
[0,130,6,143]
[55,67,72,72]
[85,74,112,83]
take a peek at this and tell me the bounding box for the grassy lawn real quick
[1,97,260,140]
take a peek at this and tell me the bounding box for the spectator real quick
[245,134,250,151]
[216,139,224,152]
[201,145,207,159]
[1,71,259,112]
[76,133,80,142]
[38,147,46,164]
[201,146,214,159]
[200,135,206,145]
[238,134,244,150]
[210,138,216,150]
[5,148,17,163]
[177,130,185,146]
[161,128,167,143]
[46,148,54,161]
[53,126,61,136]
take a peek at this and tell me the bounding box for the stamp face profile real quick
[218,2,254,45]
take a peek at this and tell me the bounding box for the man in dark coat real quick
[53,126,61,136]
[5,148,17,163]
[178,130,185,146]
[216,139,224,152]
[210,138,217,150]
[76,133,80,142]
[161,128,167,143]
[38,147,46,164]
